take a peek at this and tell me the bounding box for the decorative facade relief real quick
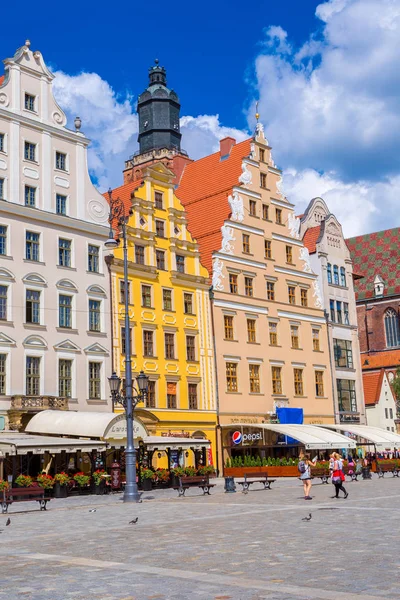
[276,176,285,199]
[87,199,108,223]
[239,162,252,186]
[228,191,245,222]
[255,122,268,144]
[299,246,313,273]
[269,150,275,168]
[250,143,256,160]
[312,280,323,309]
[212,257,225,291]
[288,213,301,239]
[221,225,235,255]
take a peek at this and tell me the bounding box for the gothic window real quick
[385,308,400,348]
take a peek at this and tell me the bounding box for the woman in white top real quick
[298,451,315,500]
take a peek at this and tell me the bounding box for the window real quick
[226,362,238,392]
[0,178,3,199]
[89,362,101,399]
[167,382,177,408]
[165,333,175,359]
[336,301,342,324]
[334,339,353,368]
[245,277,253,297]
[337,379,356,412]
[259,148,265,162]
[330,299,335,322]
[315,371,324,397]
[59,359,72,398]
[24,93,35,111]
[0,226,7,255]
[26,231,40,261]
[24,141,36,162]
[229,274,238,294]
[272,366,282,394]
[162,289,172,311]
[224,315,234,340]
[267,281,275,301]
[188,383,198,409]
[59,238,71,267]
[143,330,154,357]
[384,308,400,347]
[155,191,163,209]
[286,246,293,264]
[0,286,7,320]
[119,280,130,304]
[312,329,320,351]
[390,408,393,420]
[56,194,67,215]
[260,172,267,188]
[300,289,308,307]
[275,208,282,224]
[0,133,4,152]
[249,364,260,393]
[291,325,299,349]
[25,185,36,207]
[333,265,339,285]
[249,200,257,216]
[155,220,165,237]
[146,380,156,408]
[176,255,185,273]
[327,263,332,284]
[264,240,272,259]
[89,299,101,332]
[186,336,196,361]
[59,295,72,328]
[385,408,388,419]
[121,327,132,355]
[242,234,250,253]
[156,249,165,270]
[262,204,269,220]
[269,322,278,346]
[26,357,40,396]
[184,293,193,314]
[0,354,5,394]
[56,152,66,171]
[247,319,256,343]
[141,285,152,307]
[340,267,346,287]
[344,303,349,325]
[135,245,145,265]
[88,245,99,273]
[26,290,40,324]
[294,369,303,396]
[288,286,296,305]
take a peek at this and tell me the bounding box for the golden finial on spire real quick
[255,101,260,123]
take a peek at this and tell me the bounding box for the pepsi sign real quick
[232,431,262,445]
[232,431,242,445]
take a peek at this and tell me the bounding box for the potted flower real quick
[15,474,33,488]
[54,472,70,498]
[73,472,91,494]
[140,468,155,491]
[183,466,197,477]
[37,474,55,497]
[92,470,109,495]
[197,465,216,477]
[170,467,185,487]
[0,479,9,494]
[154,468,170,487]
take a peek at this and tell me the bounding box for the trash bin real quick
[224,476,236,493]
[362,467,371,480]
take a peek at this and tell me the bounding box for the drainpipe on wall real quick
[209,286,222,476]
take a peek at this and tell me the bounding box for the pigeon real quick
[5,518,10,526]
[302,513,312,521]
[89,509,97,513]
[129,518,138,524]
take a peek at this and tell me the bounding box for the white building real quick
[0,41,112,431]
[364,370,397,432]
[300,197,366,424]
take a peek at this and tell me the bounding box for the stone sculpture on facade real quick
[239,162,252,186]
[288,213,301,240]
[221,225,235,255]
[313,280,323,309]
[299,246,313,273]
[212,258,225,291]
[228,191,245,222]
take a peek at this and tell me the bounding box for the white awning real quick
[0,432,107,456]
[143,436,211,451]
[221,423,356,450]
[318,424,400,450]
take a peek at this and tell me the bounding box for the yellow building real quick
[107,163,217,468]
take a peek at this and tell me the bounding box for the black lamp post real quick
[105,189,149,503]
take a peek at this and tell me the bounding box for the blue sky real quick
[2,0,400,237]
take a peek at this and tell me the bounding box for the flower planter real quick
[78,485,91,495]
[54,482,68,498]
[224,466,300,478]
[141,478,153,491]
[93,481,106,495]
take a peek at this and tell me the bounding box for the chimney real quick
[220,137,236,158]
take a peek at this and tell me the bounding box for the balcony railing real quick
[10,396,69,411]
[339,412,360,423]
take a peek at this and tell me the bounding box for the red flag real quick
[207,447,213,466]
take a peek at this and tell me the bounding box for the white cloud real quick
[180,115,247,158]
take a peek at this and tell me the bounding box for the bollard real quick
[224,476,236,493]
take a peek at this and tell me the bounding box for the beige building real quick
[300,198,366,424]
[0,41,112,430]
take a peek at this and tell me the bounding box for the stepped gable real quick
[346,227,400,300]
[176,138,252,274]
[103,179,143,214]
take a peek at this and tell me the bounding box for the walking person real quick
[298,451,316,500]
[331,452,348,499]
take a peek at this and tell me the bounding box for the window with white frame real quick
[24,94,35,112]
[119,280,130,304]
[0,226,7,255]
[59,295,72,328]
[0,286,7,320]
[24,141,36,162]
[26,356,40,396]
[0,178,4,199]
[26,289,41,324]
[56,194,67,215]
[55,152,67,171]
[25,186,36,207]
[88,245,100,273]
[59,359,72,398]
[59,239,71,267]
[26,231,40,261]
[89,299,101,332]
[88,362,101,399]
[0,354,6,394]
[0,133,4,152]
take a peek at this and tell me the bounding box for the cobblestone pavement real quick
[1,476,400,600]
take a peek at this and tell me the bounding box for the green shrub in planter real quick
[15,474,33,487]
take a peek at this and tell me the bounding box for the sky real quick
[2,0,400,237]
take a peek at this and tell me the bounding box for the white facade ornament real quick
[288,213,301,240]
[269,150,275,167]
[228,191,245,222]
[221,225,235,255]
[250,142,256,160]
[87,199,108,224]
[299,246,313,273]
[212,258,225,291]
[276,176,285,199]
[238,162,252,186]
[313,280,323,309]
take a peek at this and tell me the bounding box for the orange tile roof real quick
[176,138,252,273]
[0,75,4,86]
[302,225,321,254]
[363,370,385,406]
[361,350,400,371]
[103,179,143,216]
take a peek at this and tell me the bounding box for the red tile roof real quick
[363,370,385,406]
[302,225,321,254]
[103,179,143,215]
[346,227,400,300]
[0,75,4,86]
[361,350,400,371]
[176,139,252,274]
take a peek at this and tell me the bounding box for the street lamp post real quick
[105,189,149,503]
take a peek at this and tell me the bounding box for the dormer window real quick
[24,94,35,112]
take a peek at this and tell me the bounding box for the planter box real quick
[54,483,68,498]
[224,466,299,478]
[141,479,152,491]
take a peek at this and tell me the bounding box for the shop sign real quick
[232,430,262,445]
[105,415,147,440]
[161,431,190,438]
[230,417,260,424]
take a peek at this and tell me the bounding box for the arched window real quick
[327,263,332,284]
[385,308,400,348]
[340,267,346,287]
[333,265,339,285]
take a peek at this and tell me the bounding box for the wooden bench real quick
[2,487,50,513]
[237,472,276,494]
[173,476,215,497]
[311,467,330,484]
[342,465,359,481]
[377,463,400,478]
